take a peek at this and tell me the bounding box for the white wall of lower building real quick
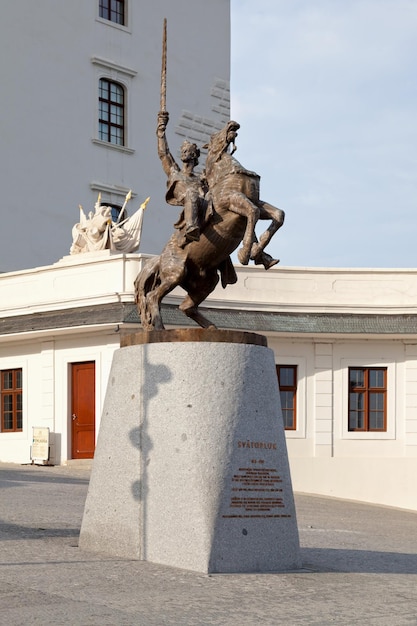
[269,337,417,510]
[289,457,417,511]
[0,331,119,465]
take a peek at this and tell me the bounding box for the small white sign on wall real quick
[31,427,50,463]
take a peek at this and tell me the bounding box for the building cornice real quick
[90,56,137,77]
[2,302,417,342]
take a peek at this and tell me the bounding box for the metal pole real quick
[160,18,167,111]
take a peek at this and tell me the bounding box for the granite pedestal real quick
[79,329,301,573]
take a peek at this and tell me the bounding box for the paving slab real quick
[0,462,416,626]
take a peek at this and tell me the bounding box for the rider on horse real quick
[157,110,208,247]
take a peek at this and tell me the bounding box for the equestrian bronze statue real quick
[135,116,284,331]
[134,20,284,331]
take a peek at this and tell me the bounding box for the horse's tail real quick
[134,256,161,329]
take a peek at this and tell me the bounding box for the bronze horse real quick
[203,120,284,267]
[134,121,284,330]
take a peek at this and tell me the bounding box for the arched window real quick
[98,79,125,146]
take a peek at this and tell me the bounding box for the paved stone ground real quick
[0,462,416,626]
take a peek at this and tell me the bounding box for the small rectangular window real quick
[276,365,297,430]
[1,369,23,432]
[99,0,125,25]
[348,367,387,432]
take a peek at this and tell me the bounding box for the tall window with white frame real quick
[1,369,23,432]
[99,0,125,25]
[348,367,387,432]
[276,365,297,430]
[98,79,125,146]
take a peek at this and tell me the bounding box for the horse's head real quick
[204,121,240,168]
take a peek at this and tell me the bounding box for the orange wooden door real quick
[71,361,96,459]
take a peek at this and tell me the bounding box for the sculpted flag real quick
[111,197,150,253]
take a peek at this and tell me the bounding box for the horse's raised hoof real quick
[237,247,250,265]
[250,242,262,259]
[151,318,165,331]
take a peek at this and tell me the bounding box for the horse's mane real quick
[205,121,240,172]
[206,125,230,165]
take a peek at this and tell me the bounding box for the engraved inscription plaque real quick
[223,439,292,519]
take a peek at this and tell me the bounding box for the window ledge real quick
[91,138,135,154]
[341,431,395,440]
[285,430,305,439]
[95,17,131,34]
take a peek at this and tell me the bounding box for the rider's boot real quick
[250,241,279,270]
[185,224,200,242]
[253,250,280,270]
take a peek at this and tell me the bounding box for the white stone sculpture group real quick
[70,191,149,255]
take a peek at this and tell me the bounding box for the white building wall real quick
[0,342,42,463]
[0,331,120,465]
[210,265,417,313]
[1,1,230,272]
[1,256,417,509]
[333,342,403,454]
[254,328,417,509]
[405,344,417,455]
[288,340,415,510]
[38,342,55,457]
[269,338,313,456]
[313,343,333,458]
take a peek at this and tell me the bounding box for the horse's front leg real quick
[135,257,162,330]
[147,269,185,330]
[227,192,260,265]
[179,271,219,329]
[251,201,285,260]
[138,256,184,330]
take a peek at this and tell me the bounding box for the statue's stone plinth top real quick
[120,328,267,348]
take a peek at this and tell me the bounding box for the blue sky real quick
[230,0,417,268]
